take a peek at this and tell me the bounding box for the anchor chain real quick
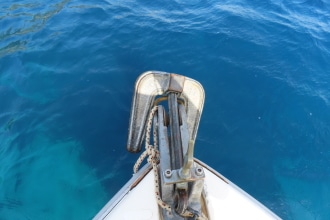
[172,202,208,220]
[133,106,172,213]
[183,208,208,220]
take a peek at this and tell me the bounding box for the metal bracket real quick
[163,166,205,185]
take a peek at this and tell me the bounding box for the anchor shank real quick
[168,92,183,170]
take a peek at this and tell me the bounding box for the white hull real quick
[95,72,281,219]
[94,159,280,220]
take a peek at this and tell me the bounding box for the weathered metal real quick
[125,71,207,218]
[127,71,204,153]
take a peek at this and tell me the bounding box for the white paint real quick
[97,163,281,220]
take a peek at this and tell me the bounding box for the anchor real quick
[127,71,208,219]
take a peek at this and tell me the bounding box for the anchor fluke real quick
[127,71,205,153]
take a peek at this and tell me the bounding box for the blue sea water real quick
[1,0,330,219]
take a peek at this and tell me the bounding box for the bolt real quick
[164,169,172,178]
[195,167,204,176]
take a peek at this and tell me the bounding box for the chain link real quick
[133,106,172,213]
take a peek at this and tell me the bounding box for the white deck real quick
[94,161,281,220]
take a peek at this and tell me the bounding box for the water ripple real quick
[0,0,70,57]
